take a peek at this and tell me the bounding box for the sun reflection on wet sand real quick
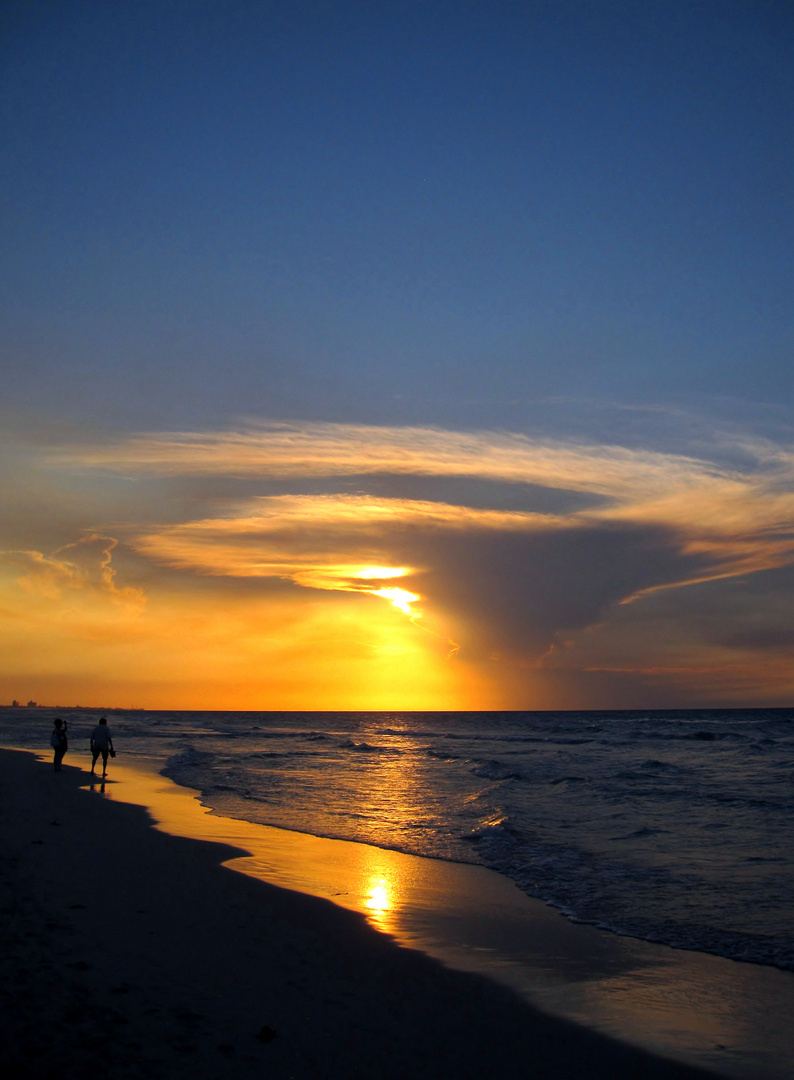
[80,755,794,1080]
[367,880,390,910]
[364,877,393,931]
[354,848,414,936]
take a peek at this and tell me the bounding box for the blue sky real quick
[4,0,792,432]
[1,1,793,708]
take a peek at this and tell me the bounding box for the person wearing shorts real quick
[90,717,114,776]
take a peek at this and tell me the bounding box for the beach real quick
[0,748,728,1080]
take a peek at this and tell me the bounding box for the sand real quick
[0,749,726,1080]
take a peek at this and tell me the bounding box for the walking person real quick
[50,718,68,771]
[90,717,115,776]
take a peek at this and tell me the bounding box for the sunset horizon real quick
[3,3,793,711]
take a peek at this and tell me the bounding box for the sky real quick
[1,0,793,710]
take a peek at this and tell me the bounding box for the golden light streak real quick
[370,587,420,617]
[357,566,412,580]
[290,562,416,593]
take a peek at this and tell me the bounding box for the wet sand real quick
[102,754,794,1079]
[0,748,739,1078]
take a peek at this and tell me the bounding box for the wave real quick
[462,815,514,842]
[478,838,794,971]
[374,727,439,738]
[163,747,216,769]
[339,739,403,754]
[470,760,521,781]
[616,826,669,839]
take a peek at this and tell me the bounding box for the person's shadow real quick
[87,772,107,795]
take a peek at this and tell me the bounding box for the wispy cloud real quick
[1,535,145,611]
[48,421,736,497]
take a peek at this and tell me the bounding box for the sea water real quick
[5,707,793,972]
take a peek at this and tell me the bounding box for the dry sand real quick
[0,749,724,1080]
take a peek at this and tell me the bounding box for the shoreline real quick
[0,748,776,1079]
[90,753,794,1079]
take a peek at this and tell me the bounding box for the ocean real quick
[5,707,793,973]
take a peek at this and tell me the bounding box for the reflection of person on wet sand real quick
[90,717,115,776]
[50,718,68,771]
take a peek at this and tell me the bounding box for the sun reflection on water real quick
[366,879,391,912]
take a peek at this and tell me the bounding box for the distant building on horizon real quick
[26,700,37,708]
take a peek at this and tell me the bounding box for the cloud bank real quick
[44,423,794,690]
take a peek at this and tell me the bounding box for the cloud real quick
[126,494,711,654]
[130,493,559,579]
[1,534,145,611]
[38,422,794,676]
[403,521,716,660]
[46,421,733,496]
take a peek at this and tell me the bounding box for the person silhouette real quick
[50,718,68,771]
[90,718,114,777]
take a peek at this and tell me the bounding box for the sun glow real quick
[356,566,412,581]
[357,567,421,618]
[370,587,421,617]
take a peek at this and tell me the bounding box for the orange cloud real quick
[119,461,794,611]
